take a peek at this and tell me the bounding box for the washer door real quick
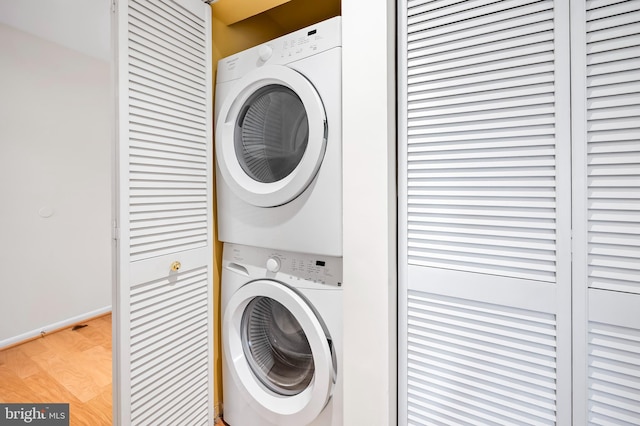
[223,280,335,425]
[216,65,327,207]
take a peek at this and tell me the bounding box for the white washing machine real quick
[221,242,342,426]
[215,17,342,257]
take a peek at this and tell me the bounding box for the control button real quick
[266,256,281,273]
[258,45,273,62]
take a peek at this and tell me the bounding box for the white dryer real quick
[215,17,342,257]
[221,243,342,426]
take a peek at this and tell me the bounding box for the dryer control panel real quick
[224,243,343,287]
[216,16,342,84]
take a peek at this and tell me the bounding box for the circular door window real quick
[223,280,334,425]
[241,296,314,396]
[216,65,327,207]
[235,85,309,184]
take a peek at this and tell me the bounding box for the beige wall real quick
[0,23,112,346]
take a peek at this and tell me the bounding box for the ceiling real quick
[0,0,110,62]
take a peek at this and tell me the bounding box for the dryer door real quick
[223,280,335,426]
[215,65,327,207]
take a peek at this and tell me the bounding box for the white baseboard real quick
[0,305,112,349]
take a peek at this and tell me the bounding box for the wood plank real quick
[72,387,112,426]
[39,328,96,356]
[0,365,37,402]
[21,370,81,403]
[0,314,113,417]
[12,337,50,358]
[0,346,41,378]
[30,348,104,403]
[74,322,111,348]
[0,314,224,424]
[74,346,112,388]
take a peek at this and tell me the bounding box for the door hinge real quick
[112,221,120,241]
[111,0,116,13]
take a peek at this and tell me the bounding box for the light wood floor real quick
[0,314,113,425]
[1,314,226,425]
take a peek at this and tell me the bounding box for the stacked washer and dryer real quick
[215,17,343,426]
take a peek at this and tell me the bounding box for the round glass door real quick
[222,280,335,424]
[216,65,327,207]
[235,85,309,184]
[241,296,314,396]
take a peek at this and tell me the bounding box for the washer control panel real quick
[266,256,281,273]
[225,243,342,287]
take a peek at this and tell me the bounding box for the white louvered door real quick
[398,1,572,424]
[571,0,640,423]
[114,0,214,424]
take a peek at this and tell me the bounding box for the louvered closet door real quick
[571,0,640,423]
[114,0,214,424]
[398,1,572,424]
